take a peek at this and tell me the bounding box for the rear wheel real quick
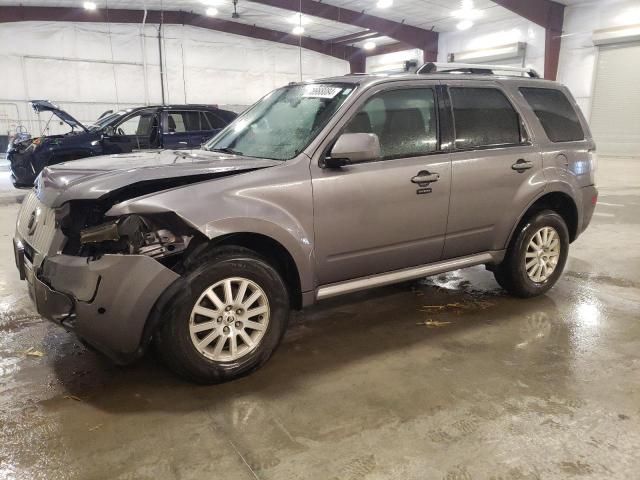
[155,246,290,383]
[494,210,569,298]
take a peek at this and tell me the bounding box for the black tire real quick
[494,210,569,298]
[154,246,290,384]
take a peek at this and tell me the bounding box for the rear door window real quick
[519,87,584,142]
[450,87,522,149]
[167,111,205,132]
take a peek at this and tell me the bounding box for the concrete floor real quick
[0,157,639,480]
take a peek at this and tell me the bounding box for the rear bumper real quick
[578,185,598,235]
[14,238,180,364]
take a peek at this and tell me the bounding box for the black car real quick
[8,101,237,187]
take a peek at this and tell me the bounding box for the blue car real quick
[8,101,237,187]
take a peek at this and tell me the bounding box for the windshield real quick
[204,83,354,160]
[88,109,130,131]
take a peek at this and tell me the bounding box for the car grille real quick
[16,191,58,256]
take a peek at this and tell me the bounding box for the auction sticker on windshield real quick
[303,86,343,99]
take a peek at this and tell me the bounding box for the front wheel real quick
[154,246,290,383]
[494,210,569,298]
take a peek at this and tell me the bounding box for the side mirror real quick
[323,133,381,168]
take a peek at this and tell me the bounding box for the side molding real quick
[316,251,502,301]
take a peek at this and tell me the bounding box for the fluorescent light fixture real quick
[453,42,525,62]
[377,0,393,7]
[206,7,218,16]
[83,1,97,10]
[292,25,305,35]
[363,41,376,50]
[288,12,310,25]
[457,20,473,30]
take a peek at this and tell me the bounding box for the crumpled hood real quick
[36,149,281,207]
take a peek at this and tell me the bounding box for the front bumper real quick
[14,238,180,363]
[7,150,37,187]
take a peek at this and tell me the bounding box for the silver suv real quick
[13,65,598,383]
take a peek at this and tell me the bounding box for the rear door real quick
[442,81,544,259]
[163,110,194,149]
[311,82,452,285]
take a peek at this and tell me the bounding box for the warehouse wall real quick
[557,0,640,120]
[0,21,348,138]
[435,0,640,123]
[437,17,546,74]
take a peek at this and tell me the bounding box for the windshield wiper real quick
[209,147,243,155]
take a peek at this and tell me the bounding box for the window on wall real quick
[343,88,438,159]
[519,87,585,142]
[450,87,522,149]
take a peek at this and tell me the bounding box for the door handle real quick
[411,171,440,185]
[512,159,533,172]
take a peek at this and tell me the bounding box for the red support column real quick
[492,0,565,80]
[349,54,367,74]
[544,28,562,81]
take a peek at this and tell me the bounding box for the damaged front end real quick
[8,136,43,187]
[14,191,207,364]
[14,150,278,362]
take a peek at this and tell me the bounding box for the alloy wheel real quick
[524,226,561,283]
[189,277,270,362]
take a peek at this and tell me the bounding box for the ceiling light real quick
[206,7,218,16]
[377,0,393,8]
[453,9,482,20]
[83,1,97,10]
[452,1,482,21]
[457,20,473,30]
[614,7,640,26]
[363,41,376,50]
[292,25,305,35]
[288,13,310,25]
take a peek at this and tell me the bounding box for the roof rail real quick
[416,62,540,78]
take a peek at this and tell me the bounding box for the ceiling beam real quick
[331,30,379,45]
[492,0,565,80]
[364,42,415,57]
[0,6,362,63]
[247,0,438,61]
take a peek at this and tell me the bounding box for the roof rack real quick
[416,62,540,78]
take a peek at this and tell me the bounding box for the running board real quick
[316,251,502,301]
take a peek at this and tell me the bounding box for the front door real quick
[102,109,160,153]
[311,84,451,285]
[441,81,544,259]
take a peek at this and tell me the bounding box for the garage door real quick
[590,42,640,156]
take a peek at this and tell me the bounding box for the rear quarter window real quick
[519,87,584,142]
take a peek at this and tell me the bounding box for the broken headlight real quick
[79,214,190,259]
